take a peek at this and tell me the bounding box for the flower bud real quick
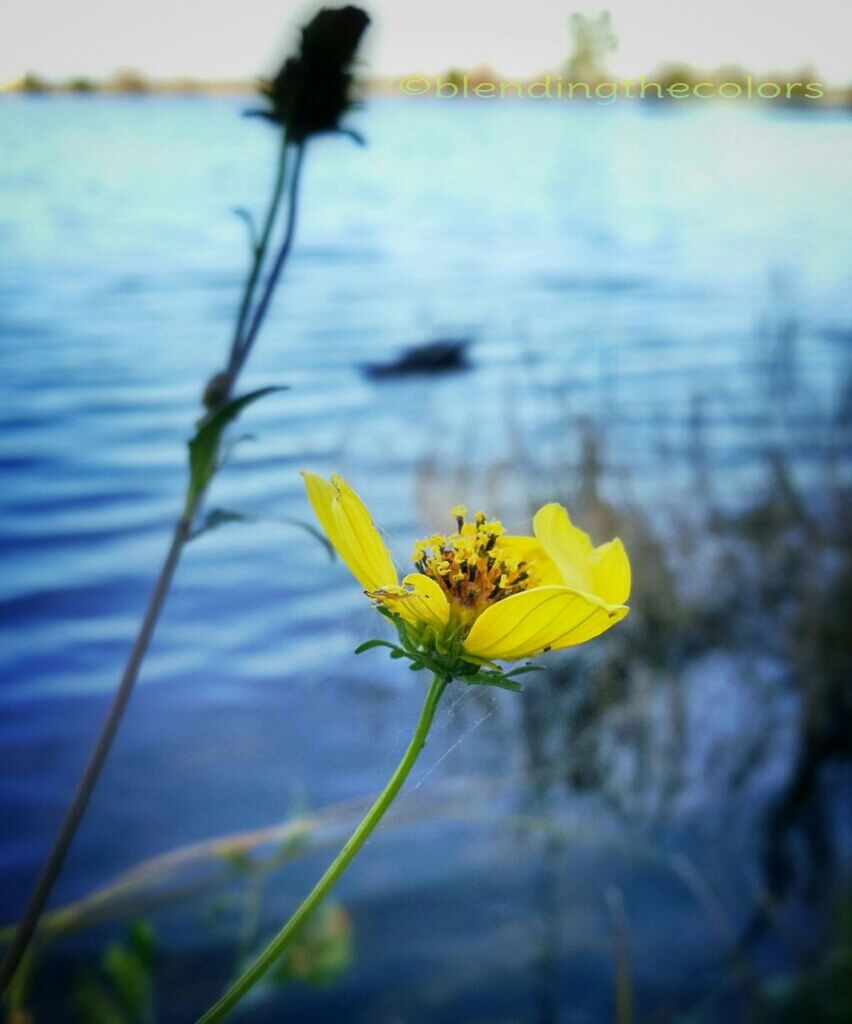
[202,371,230,410]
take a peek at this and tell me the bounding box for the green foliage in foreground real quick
[751,896,852,1024]
[74,920,155,1024]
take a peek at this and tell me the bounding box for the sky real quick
[3,0,850,85]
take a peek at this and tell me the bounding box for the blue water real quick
[1,96,851,1021]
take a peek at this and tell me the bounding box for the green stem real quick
[0,510,194,997]
[0,134,302,998]
[228,141,306,384]
[196,674,450,1024]
[227,135,289,372]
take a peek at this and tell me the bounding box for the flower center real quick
[413,506,538,624]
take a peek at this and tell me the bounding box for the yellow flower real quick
[302,473,630,669]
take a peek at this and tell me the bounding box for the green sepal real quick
[504,664,544,678]
[354,614,536,694]
[354,639,407,658]
[462,672,524,693]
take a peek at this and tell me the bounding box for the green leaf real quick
[6,945,38,1012]
[189,507,334,560]
[269,903,352,988]
[220,848,254,876]
[73,973,127,1024]
[102,943,150,1021]
[277,516,336,560]
[127,920,155,968]
[185,386,285,515]
[232,206,259,252]
[190,507,253,539]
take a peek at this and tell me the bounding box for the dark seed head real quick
[252,6,370,141]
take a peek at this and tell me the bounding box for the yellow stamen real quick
[410,508,541,624]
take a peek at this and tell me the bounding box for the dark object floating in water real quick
[363,339,472,379]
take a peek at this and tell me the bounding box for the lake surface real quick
[0,96,850,1022]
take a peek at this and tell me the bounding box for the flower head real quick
[254,6,370,141]
[302,473,630,683]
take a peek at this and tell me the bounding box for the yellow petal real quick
[302,471,338,547]
[532,503,593,592]
[301,472,397,592]
[370,572,450,631]
[497,535,563,586]
[589,537,631,605]
[463,585,628,661]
